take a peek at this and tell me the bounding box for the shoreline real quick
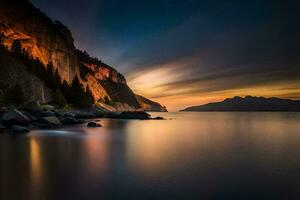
[0,102,165,134]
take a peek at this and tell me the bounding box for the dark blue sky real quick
[31,0,300,110]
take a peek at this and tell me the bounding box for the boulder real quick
[22,101,41,112]
[56,111,76,118]
[152,116,165,120]
[60,117,84,125]
[11,125,30,133]
[69,110,94,119]
[70,107,105,119]
[87,122,102,128]
[43,105,55,111]
[117,111,151,120]
[1,108,30,126]
[38,111,55,117]
[42,116,61,127]
[24,112,38,122]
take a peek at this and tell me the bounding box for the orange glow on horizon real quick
[129,80,300,111]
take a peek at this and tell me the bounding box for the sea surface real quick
[0,112,299,200]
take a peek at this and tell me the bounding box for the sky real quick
[31,0,300,111]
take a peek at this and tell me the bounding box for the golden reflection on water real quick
[125,117,234,177]
[29,138,43,198]
[83,127,109,177]
[125,112,300,179]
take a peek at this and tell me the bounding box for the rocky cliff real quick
[136,95,168,112]
[0,0,167,111]
[77,50,141,111]
[0,0,79,83]
[0,46,52,103]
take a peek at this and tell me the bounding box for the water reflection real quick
[29,138,43,199]
[0,113,299,199]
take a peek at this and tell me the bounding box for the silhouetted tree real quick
[11,40,22,57]
[0,33,4,47]
[54,69,61,89]
[68,76,92,107]
[52,89,67,107]
[85,86,94,103]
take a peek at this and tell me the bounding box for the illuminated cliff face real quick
[0,1,79,84]
[85,73,111,102]
[80,62,128,103]
[82,63,126,84]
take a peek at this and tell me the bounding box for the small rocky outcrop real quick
[87,122,102,128]
[152,116,165,120]
[0,108,30,126]
[0,107,87,133]
[60,117,83,125]
[116,111,151,120]
[42,116,62,127]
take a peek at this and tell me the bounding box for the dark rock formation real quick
[87,122,102,128]
[11,125,29,134]
[152,116,165,120]
[1,108,30,126]
[117,111,151,120]
[60,117,84,125]
[181,96,300,112]
[41,116,61,127]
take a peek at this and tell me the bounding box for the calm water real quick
[0,112,300,200]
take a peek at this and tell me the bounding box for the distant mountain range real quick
[181,96,300,112]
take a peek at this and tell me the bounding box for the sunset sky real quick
[31,0,300,111]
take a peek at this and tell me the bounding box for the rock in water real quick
[60,117,84,125]
[11,125,30,133]
[1,108,30,126]
[152,116,165,120]
[42,116,61,127]
[38,111,55,117]
[87,122,102,128]
[118,111,151,120]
